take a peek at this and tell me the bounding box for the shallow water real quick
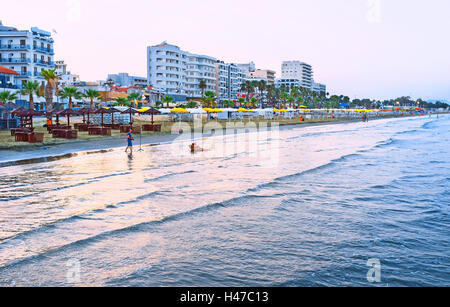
[0,115,449,286]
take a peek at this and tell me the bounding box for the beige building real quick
[248,69,276,85]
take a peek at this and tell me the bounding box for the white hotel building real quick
[215,61,246,100]
[147,42,247,101]
[276,60,314,90]
[0,21,55,88]
[147,42,187,100]
[185,53,217,97]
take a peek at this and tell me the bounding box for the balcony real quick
[0,44,31,51]
[33,46,55,55]
[0,58,31,64]
[0,83,20,89]
[18,71,32,77]
[34,59,55,66]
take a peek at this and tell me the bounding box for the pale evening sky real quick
[3,0,450,101]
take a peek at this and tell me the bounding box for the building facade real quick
[147,42,187,101]
[185,53,216,98]
[312,82,327,96]
[236,61,256,77]
[281,60,313,89]
[107,72,147,88]
[248,69,276,85]
[215,61,246,101]
[55,60,80,87]
[0,21,55,88]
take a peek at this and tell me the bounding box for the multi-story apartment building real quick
[107,72,147,87]
[0,21,55,88]
[312,82,327,96]
[248,69,276,85]
[236,61,256,77]
[185,53,216,98]
[55,60,80,87]
[215,61,246,101]
[280,60,313,90]
[147,42,187,101]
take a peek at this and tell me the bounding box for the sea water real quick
[0,115,448,286]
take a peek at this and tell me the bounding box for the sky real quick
[3,0,450,101]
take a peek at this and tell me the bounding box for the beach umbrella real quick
[120,107,139,125]
[10,107,27,115]
[3,102,20,115]
[10,107,27,128]
[171,108,189,113]
[57,109,79,126]
[78,107,95,124]
[140,107,161,125]
[95,107,117,126]
[108,107,121,126]
[188,108,207,114]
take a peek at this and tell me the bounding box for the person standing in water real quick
[125,128,134,154]
[190,142,205,153]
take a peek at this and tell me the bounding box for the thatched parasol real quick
[140,107,161,125]
[120,107,139,126]
[57,109,79,126]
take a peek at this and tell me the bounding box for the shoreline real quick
[0,115,437,166]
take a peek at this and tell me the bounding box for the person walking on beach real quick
[125,128,134,154]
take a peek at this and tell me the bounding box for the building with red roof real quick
[0,65,19,89]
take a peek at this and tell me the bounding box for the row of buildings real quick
[146,41,327,102]
[1,20,327,106]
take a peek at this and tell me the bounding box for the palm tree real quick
[287,96,295,108]
[249,97,258,109]
[59,87,83,109]
[280,91,289,108]
[115,97,129,106]
[162,95,174,108]
[241,81,254,102]
[186,100,198,108]
[20,81,41,110]
[127,92,141,108]
[84,89,100,109]
[257,80,267,107]
[0,91,18,104]
[199,80,207,97]
[201,91,217,108]
[40,68,59,110]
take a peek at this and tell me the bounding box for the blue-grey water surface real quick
[0,115,449,286]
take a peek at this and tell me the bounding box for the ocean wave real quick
[0,193,271,269]
[0,171,132,202]
[144,170,197,183]
[0,149,114,168]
